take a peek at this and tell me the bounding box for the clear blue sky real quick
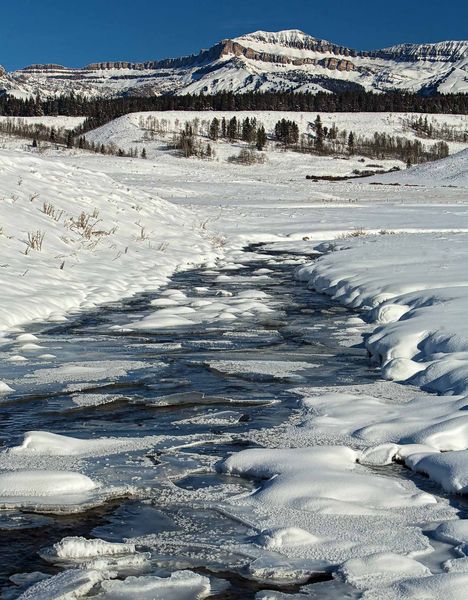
[1,0,466,70]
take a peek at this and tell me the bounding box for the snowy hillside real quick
[82,109,468,162]
[0,150,214,332]
[371,147,468,186]
[1,29,467,98]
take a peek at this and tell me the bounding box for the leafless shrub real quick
[135,222,149,241]
[68,209,115,242]
[335,227,367,240]
[228,149,266,165]
[29,193,40,202]
[208,234,227,248]
[41,202,63,221]
[24,230,45,253]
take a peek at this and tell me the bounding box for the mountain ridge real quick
[1,29,467,98]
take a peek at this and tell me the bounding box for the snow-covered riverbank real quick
[0,150,216,337]
[297,231,468,395]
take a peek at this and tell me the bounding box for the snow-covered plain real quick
[0,113,468,599]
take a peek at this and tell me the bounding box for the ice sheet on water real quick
[7,430,171,457]
[246,554,331,584]
[206,359,316,382]
[175,410,246,426]
[20,360,150,386]
[70,393,125,408]
[140,390,275,408]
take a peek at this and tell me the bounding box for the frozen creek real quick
[0,244,465,599]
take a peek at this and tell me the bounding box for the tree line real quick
[0,90,466,134]
[142,113,452,165]
[0,118,147,158]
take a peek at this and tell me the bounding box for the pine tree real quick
[347,132,355,155]
[66,131,74,149]
[141,147,147,159]
[314,115,324,151]
[32,138,38,148]
[227,117,237,141]
[209,118,220,141]
[256,126,267,151]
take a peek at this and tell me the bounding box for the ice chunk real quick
[17,569,109,600]
[0,381,14,393]
[95,570,211,599]
[0,470,97,497]
[257,527,320,549]
[41,537,136,561]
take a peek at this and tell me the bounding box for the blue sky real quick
[1,0,466,70]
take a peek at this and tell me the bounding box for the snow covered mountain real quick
[1,29,467,98]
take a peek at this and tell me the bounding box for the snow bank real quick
[0,149,214,334]
[338,552,430,590]
[363,572,468,600]
[297,232,468,395]
[221,445,435,513]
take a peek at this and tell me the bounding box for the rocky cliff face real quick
[376,41,468,62]
[1,30,466,98]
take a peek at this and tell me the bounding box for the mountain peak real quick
[232,29,325,47]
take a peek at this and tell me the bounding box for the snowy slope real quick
[371,147,468,187]
[82,110,468,160]
[0,149,214,332]
[1,29,467,98]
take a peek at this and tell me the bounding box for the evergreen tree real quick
[66,131,74,148]
[227,117,238,141]
[314,115,324,151]
[209,118,220,141]
[256,126,267,151]
[141,147,147,159]
[348,131,355,155]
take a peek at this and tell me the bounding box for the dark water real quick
[0,244,374,598]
